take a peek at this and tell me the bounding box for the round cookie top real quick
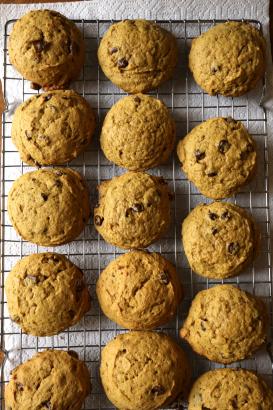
[100,331,191,410]
[189,21,266,96]
[8,168,90,246]
[96,251,183,329]
[5,253,90,336]
[182,202,259,279]
[177,117,257,199]
[188,368,273,410]
[98,19,178,93]
[8,10,85,88]
[12,90,96,166]
[94,172,171,249]
[5,350,91,410]
[100,94,176,171]
[180,284,268,364]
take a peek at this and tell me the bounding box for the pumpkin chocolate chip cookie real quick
[189,21,266,96]
[5,253,90,336]
[8,168,90,246]
[100,331,191,410]
[98,19,178,93]
[12,90,96,166]
[188,368,273,410]
[96,250,182,329]
[5,350,91,410]
[8,10,85,89]
[177,117,257,199]
[94,172,172,249]
[182,202,259,279]
[100,94,176,171]
[180,284,268,364]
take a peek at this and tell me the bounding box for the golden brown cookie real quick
[96,250,182,329]
[94,172,172,249]
[189,21,266,96]
[182,202,259,279]
[5,350,91,410]
[5,253,90,336]
[100,331,191,410]
[180,284,268,364]
[8,10,85,89]
[177,117,257,199]
[188,368,273,410]
[8,168,90,246]
[98,19,178,93]
[100,94,176,170]
[12,90,96,166]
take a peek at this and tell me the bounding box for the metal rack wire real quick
[0,18,272,409]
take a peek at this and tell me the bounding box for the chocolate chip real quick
[228,242,240,255]
[195,149,205,162]
[25,275,38,284]
[41,401,51,409]
[67,350,79,359]
[134,96,141,104]
[117,57,128,68]
[207,171,217,177]
[55,180,63,188]
[44,94,52,101]
[211,64,220,73]
[132,203,144,212]
[110,47,118,54]
[240,144,254,160]
[218,139,231,154]
[201,406,210,410]
[41,193,48,201]
[212,228,218,235]
[16,382,24,391]
[25,130,32,140]
[151,385,165,395]
[94,215,104,226]
[30,82,42,90]
[160,271,169,285]
[33,39,46,53]
[54,170,63,176]
[208,211,218,220]
[221,210,231,220]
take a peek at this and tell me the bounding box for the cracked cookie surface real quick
[100,331,191,410]
[98,19,178,93]
[188,368,273,410]
[182,202,259,279]
[100,94,176,171]
[96,250,182,329]
[180,284,268,364]
[8,10,85,89]
[5,253,90,336]
[8,168,90,246]
[5,350,91,410]
[177,117,257,199]
[12,90,96,166]
[189,21,266,96]
[94,172,171,249]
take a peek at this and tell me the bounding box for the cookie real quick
[5,253,90,336]
[96,250,182,329]
[100,331,191,410]
[8,10,85,89]
[182,202,259,279]
[94,172,171,249]
[8,168,90,246]
[5,350,91,410]
[177,117,257,199]
[100,94,176,171]
[98,19,178,93]
[189,21,266,96]
[188,368,273,410]
[12,90,96,166]
[180,284,268,364]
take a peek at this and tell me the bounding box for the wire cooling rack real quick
[0,18,272,409]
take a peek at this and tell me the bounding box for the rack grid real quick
[0,18,272,409]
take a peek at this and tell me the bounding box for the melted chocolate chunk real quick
[207,171,217,177]
[151,385,165,395]
[117,57,128,68]
[221,210,231,220]
[134,96,141,104]
[195,149,205,162]
[41,193,48,201]
[44,94,52,102]
[212,228,218,235]
[218,139,231,154]
[208,211,218,220]
[94,215,104,226]
[228,242,240,255]
[131,203,144,212]
[160,271,169,285]
[110,47,118,54]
